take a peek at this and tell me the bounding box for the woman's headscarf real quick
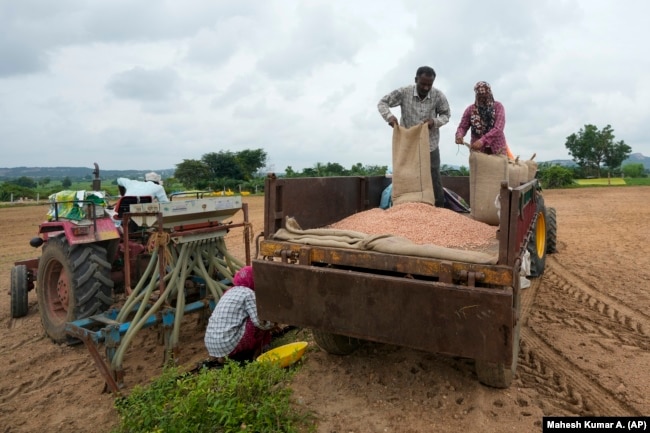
[233,265,255,290]
[470,81,495,138]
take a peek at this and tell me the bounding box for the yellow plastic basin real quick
[256,342,308,368]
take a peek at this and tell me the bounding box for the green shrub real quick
[537,165,575,189]
[112,360,314,433]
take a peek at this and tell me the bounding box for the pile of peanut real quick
[329,202,497,248]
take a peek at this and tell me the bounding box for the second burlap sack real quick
[469,152,509,226]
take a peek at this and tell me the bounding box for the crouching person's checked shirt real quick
[204,285,274,359]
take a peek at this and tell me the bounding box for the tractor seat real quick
[114,195,153,220]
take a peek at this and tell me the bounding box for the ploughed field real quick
[1,187,648,433]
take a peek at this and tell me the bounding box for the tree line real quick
[0,124,644,201]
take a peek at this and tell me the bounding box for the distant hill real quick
[541,152,649,170]
[624,153,650,170]
[1,153,648,179]
[0,166,175,181]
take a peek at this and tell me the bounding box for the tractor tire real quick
[311,329,360,355]
[475,290,522,388]
[10,265,29,318]
[37,237,114,343]
[546,207,558,254]
[527,197,548,278]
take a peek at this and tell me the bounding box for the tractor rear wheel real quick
[37,237,114,343]
[312,329,360,355]
[546,207,557,254]
[528,197,548,278]
[10,265,29,318]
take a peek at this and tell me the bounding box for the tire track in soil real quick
[0,332,46,354]
[545,256,650,334]
[516,259,641,416]
[0,360,94,405]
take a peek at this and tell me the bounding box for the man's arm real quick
[430,90,451,128]
[377,88,404,125]
[155,185,169,203]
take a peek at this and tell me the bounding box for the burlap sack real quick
[507,158,529,188]
[469,152,508,226]
[391,124,435,206]
[524,159,538,181]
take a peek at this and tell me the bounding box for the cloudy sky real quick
[0,0,647,173]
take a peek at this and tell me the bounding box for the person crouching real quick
[204,265,275,363]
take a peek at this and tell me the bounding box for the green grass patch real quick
[112,360,315,433]
[622,177,650,186]
[575,178,627,186]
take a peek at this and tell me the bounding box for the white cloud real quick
[0,0,648,173]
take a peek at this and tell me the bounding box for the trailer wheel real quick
[475,296,521,388]
[37,237,114,343]
[311,329,360,355]
[475,326,520,388]
[546,207,557,254]
[527,200,547,278]
[10,265,29,318]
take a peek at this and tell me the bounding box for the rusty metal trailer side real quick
[255,175,539,387]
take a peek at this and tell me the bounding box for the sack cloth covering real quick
[272,217,497,265]
[391,124,435,206]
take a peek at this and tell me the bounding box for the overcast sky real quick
[1,0,647,173]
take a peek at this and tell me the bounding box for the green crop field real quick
[575,178,627,186]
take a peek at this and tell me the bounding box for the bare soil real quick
[1,187,649,433]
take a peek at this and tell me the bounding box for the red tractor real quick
[10,163,248,346]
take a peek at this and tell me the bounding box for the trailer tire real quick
[546,207,557,254]
[527,199,547,278]
[311,329,360,355]
[475,328,520,388]
[37,237,114,343]
[11,265,29,318]
[475,298,521,388]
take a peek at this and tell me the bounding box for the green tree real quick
[61,176,72,189]
[174,159,212,189]
[323,162,347,176]
[235,148,267,180]
[565,124,631,177]
[622,163,645,178]
[603,139,632,175]
[202,151,244,180]
[9,176,37,188]
[284,166,298,178]
[537,163,575,188]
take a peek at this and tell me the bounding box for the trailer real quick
[253,174,556,388]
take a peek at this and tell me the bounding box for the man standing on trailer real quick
[378,66,451,208]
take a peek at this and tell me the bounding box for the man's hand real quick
[455,136,464,145]
[426,119,436,129]
[387,116,398,128]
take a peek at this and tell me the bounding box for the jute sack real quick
[524,159,538,181]
[469,152,508,226]
[391,123,434,206]
[507,158,529,188]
